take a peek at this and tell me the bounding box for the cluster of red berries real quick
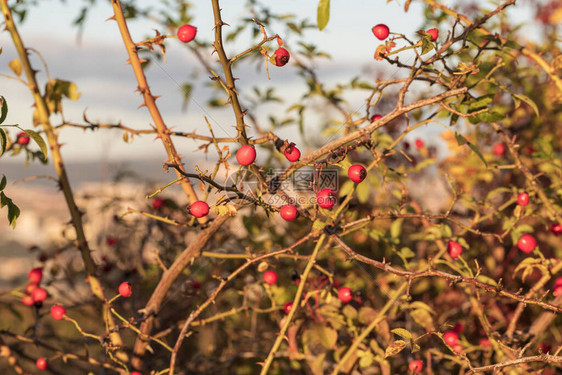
[443,329,463,353]
[21,267,47,307]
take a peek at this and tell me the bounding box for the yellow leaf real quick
[8,59,22,76]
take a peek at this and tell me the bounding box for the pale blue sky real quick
[0,0,539,163]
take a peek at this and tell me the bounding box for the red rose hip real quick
[152,198,164,210]
[426,28,439,42]
[517,234,537,253]
[316,188,336,209]
[236,145,256,166]
[549,223,562,236]
[190,201,210,218]
[348,164,367,183]
[31,287,48,303]
[517,192,529,206]
[50,305,66,320]
[372,24,390,40]
[493,143,505,157]
[280,205,298,221]
[283,302,293,314]
[28,267,43,284]
[274,48,290,66]
[415,138,424,149]
[447,240,463,260]
[16,131,30,145]
[36,357,48,371]
[443,331,459,346]
[408,360,423,373]
[118,282,133,298]
[338,287,353,303]
[262,270,278,285]
[371,114,382,122]
[284,145,300,162]
[177,24,197,43]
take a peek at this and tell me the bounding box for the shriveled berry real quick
[118,282,133,298]
[447,240,463,260]
[236,145,256,166]
[372,24,390,40]
[338,287,353,303]
[348,164,367,183]
[284,146,301,162]
[280,205,298,221]
[262,270,278,285]
[274,48,290,66]
[190,201,210,218]
[517,234,537,253]
[50,305,66,320]
[517,192,530,206]
[177,24,197,43]
[316,188,336,209]
[426,28,439,42]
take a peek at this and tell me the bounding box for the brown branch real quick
[331,235,562,313]
[0,0,126,358]
[131,215,229,370]
[465,354,562,374]
[110,0,199,205]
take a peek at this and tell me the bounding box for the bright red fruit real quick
[16,131,30,145]
[25,282,38,295]
[283,302,293,314]
[408,360,423,373]
[372,24,390,40]
[443,331,459,346]
[274,48,290,66]
[452,343,463,353]
[190,201,210,218]
[22,295,34,306]
[118,282,133,298]
[152,198,164,210]
[131,372,142,375]
[371,114,382,122]
[555,277,562,287]
[338,287,353,303]
[262,270,278,285]
[415,138,424,149]
[447,240,463,260]
[492,143,505,157]
[280,205,298,221]
[517,234,537,253]
[517,192,529,206]
[348,164,367,183]
[284,146,301,162]
[28,267,43,284]
[31,287,48,303]
[50,305,66,320]
[550,223,562,236]
[236,145,256,166]
[316,188,336,209]
[426,28,439,42]
[36,357,48,371]
[177,24,197,43]
[553,285,562,297]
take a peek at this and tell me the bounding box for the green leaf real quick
[410,308,434,330]
[356,181,370,203]
[391,328,412,340]
[0,191,20,228]
[476,274,497,287]
[0,96,7,124]
[467,95,493,111]
[455,132,487,166]
[512,93,539,117]
[390,218,403,239]
[0,128,6,156]
[24,129,48,160]
[420,37,434,55]
[317,0,330,30]
[0,175,6,190]
[476,111,504,122]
